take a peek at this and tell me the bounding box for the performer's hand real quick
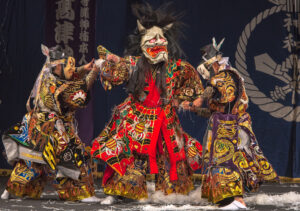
[172,99,179,108]
[193,97,203,107]
[180,101,191,110]
[83,59,95,71]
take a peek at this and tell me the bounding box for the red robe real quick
[91,46,203,184]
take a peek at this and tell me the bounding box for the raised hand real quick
[193,97,203,107]
[83,58,95,71]
[180,101,192,110]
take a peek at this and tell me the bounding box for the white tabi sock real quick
[100,196,115,205]
[1,189,10,200]
[80,196,101,203]
[219,200,247,210]
[233,200,247,209]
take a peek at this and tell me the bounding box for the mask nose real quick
[156,34,165,45]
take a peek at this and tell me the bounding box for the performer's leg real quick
[234,196,246,206]
[155,152,194,195]
[5,160,46,199]
[202,167,245,208]
[103,154,148,200]
[52,163,96,201]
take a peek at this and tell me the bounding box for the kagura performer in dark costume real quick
[91,3,203,200]
[1,45,100,202]
[182,38,279,210]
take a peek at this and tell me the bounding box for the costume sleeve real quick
[85,69,99,90]
[174,61,204,103]
[60,80,89,109]
[97,45,137,90]
[74,65,88,79]
[72,65,99,89]
[193,86,214,118]
[210,71,236,104]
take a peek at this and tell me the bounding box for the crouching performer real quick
[182,38,279,210]
[1,45,100,202]
[91,3,203,201]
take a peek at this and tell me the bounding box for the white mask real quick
[137,20,173,64]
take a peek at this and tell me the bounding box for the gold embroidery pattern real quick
[202,167,243,204]
[213,138,235,164]
[211,71,236,104]
[216,120,237,139]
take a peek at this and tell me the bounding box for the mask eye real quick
[160,38,166,42]
[149,38,156,43]
[69,60,74,66]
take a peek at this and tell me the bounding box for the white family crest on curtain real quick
[235,0,300,122]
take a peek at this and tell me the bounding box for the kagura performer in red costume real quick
[91,3,204,200]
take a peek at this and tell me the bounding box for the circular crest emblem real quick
[234,0,300,122]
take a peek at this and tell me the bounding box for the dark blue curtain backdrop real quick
[0,0,46,169]
[0,0,299,178]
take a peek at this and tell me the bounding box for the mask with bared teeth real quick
[137,20,173,64]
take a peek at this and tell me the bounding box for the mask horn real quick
[217,38,225,50]
[41,44,49,56]
[212,37,217,49]
[163,23,173,32]
[41,44,50,63]
[137,20,146,33]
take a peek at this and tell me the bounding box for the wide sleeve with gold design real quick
[58,79,89,111]
[39,75,90,114]
[97,45,137,90]
[74,65,88,79]
[210,71,236,104]
[208,70,250,114]
[174,61,204,103]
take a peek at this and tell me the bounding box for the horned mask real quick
[197,37,229,80]
[137,20,173,64]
